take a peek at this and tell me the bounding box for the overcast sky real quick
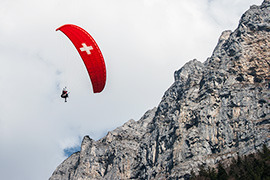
[0,0,263,179]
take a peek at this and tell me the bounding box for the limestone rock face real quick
[50,1,270,179]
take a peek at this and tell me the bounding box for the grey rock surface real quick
[50,0,270,179]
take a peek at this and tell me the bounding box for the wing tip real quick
[56,24,79,31]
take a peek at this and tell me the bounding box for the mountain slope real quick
[50,0,270,179]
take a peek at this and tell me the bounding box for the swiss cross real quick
[80,43,93,55]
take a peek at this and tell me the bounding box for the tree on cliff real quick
[193,145,270,180]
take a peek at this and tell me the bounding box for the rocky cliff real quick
[50,0,270,179]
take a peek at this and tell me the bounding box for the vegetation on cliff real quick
[192,144,270,180]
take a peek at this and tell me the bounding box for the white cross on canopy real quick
[80,43,93,55]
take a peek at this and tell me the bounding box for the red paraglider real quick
[56,24,106,93]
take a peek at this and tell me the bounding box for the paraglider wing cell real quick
[56,24,106,93]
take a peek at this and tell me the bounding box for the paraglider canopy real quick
[56,24,106,93]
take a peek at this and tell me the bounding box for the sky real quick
[0,0,263,179]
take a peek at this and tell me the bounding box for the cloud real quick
[0,0,263,179]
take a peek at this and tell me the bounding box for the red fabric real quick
[56,24,106,93]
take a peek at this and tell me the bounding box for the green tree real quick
[208,167,217,180]
[216,163,228,180]
[191,145,270,180]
